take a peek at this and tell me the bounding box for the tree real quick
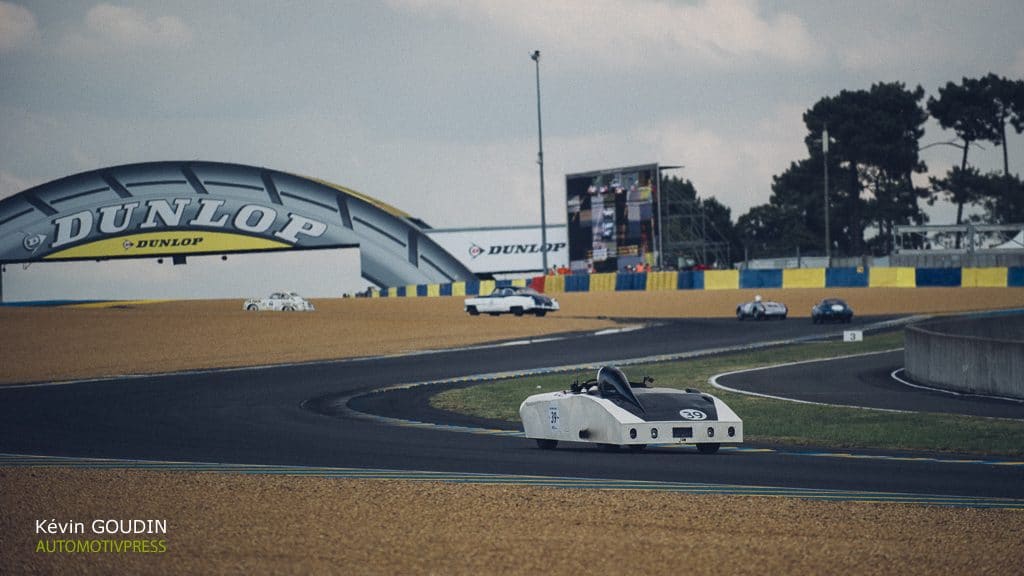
[928,166,990,218]
[863,166,929,254]
[927,77,1001,225]
[736,203,816,260]
[799,82,929,255]
[978,73,1024,180]
[977,172,1024,224]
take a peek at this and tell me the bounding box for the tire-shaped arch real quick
[0,161,474,287]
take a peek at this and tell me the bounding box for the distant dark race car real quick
[811,298,854,324]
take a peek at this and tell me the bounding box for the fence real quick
[375,266,1024,298]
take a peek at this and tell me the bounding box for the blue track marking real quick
[2,453,1021,509]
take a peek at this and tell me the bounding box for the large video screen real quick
[565,164,658,273]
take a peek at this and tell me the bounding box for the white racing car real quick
[243,291,315,311]
[736,295,787,321]
[520,366,742,453]
[464,286,559,317]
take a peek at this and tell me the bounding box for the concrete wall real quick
[905,314,1024,400]
[1,247,364,302]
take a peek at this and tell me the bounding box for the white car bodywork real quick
[736,299,788,320]
[520,366,742,453]
[243,291,315,311]
[464,286,559,317]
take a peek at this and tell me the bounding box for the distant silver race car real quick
[520,366,742,453]
[243,291,315,311]
[464,286,559,317]
[736,295,787,321]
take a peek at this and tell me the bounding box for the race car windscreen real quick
[597,366,645,413]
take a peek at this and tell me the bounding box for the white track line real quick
[709,349,912,413]
[890,368,1024,405]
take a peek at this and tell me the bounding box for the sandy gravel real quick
[2,287,1023,574]
[4,468,1023,576]
[2,287,1021,385]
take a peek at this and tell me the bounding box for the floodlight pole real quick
[823,123,831,267]
[531,50,549,273]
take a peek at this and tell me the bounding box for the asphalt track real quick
[714,350,1024,420]
[1,315,1022,505]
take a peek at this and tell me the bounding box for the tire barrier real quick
[376,266,1024,298]
[905,314,1024,400]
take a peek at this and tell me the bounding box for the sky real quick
[1,0,1022,229]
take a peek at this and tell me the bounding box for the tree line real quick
[668,73,1024,262]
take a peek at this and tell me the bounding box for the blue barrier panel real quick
[916,267,961,287]
[616,272,647,291]
[380,287,391,297]
[826,267,869,288]
[464,281,480,296]
[1009,267,1024,287]
[396,286,406,297]
[740,269,782,289]
[565,274,590,292]
[440,283,453,296]
[693,271,705,290]
[496,279,513,288]
[677,271,697,290]
[416,285,428,297]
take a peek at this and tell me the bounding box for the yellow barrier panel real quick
[645,271,677,291]
[511,278,527,287]
[405,284,418,298]
[590,273,617,292]
[478,279,496,295]
[869,267,916,288]
[69,300,165,308]
[783,268,825,288]
[703,270,739,290]
[426,284,441,297]
[961,267,1008,287]
[451,282,466,296]
[545,274,565,294]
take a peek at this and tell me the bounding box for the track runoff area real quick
[2,306,1022,510]
[315,313,1022,509]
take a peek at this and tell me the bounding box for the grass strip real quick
[431,331,1024,456]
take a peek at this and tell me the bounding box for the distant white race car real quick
[464,286,559,317]
[736,296,787,321]
[520,366,743,453]
[243,291,315,312]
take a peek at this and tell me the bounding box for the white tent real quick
[994,230,1024,250]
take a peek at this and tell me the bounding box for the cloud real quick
[1012,48,1024,77]
[0,2,38,52]
[0,170,35,200]
[543,103,807,217]
[59,3,192,55]
[389,0,821,69]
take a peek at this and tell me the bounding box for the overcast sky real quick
[1,1,1022,228]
